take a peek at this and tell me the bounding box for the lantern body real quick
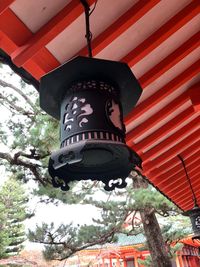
[60,80,125,147]
[183,206,200,240]
[40,56,142,191]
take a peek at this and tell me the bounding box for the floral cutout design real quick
[64,96,93,131]
[107,99,123,131]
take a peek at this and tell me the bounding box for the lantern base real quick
[48,140,142,191]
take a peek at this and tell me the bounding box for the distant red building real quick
[69,234,200,267]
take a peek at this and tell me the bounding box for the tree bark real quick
[140,210,172,267]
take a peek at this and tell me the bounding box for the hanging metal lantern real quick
[178,155,200,241]
[40,56,142,191]
[183,206,200,240]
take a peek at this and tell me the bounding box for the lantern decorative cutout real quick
[183,206,200,240]
[40,56,142,191]
[178,155,200,240]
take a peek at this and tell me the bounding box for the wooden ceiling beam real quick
[189,86,200,111]
[142,116,200,162]
[152,149,200,185]
[170,183,200,205]
[131,106,198,153]
[165,181,200,206]
[126,93,190,141]
[167,181,200,204]
[138,31,200,88]
[0,8,59,79]
[122,0,200,67]
[183,200,200,211]
[168,189,200,210]
[0,0,15,15]
[147,140,200,178]
[125,60,200,126]
[182,197,200,211]
[23,47,60,79]
[172,174,200,203]
[159,161,200,193]
[11,0,96,66]
[78,0,160,56]
[0,9,32,48]
[178,188,200,209]
[143,129,200,172]
[155,165,200,200]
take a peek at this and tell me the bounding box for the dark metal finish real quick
[178,155,200,240]
[60,80,125,146]
[40,56,142,119]
[80,0,93,57]
[178,155,198,207]
[49,142,141,191]
[40,56,142,191]
[183,206,200,240]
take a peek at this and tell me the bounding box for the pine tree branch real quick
[32,227,117,261]
[0,151,47,186]
[0,92,34,118]
[155,209,170,217]
[14,149,50,161]
[61,229,116,260]
[0,79,35,111]
[0,99,16,115]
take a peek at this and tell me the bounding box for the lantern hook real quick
[80,0,97,58]
[178,154,198,208]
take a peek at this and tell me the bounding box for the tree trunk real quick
[140,210,172,267]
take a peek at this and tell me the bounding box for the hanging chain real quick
[80,0,93,57]
[178,154,198,207]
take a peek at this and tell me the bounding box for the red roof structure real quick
[74,235,200,267]
[0,0,199,210]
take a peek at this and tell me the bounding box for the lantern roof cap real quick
[40,56,142,119]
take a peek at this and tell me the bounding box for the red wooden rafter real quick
[122,0,200,67]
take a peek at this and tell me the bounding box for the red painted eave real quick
[180,235,200,248]
[0,0,199,211]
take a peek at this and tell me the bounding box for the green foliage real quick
[0,70,59,186]
[28,222,117,261]
[170,243,183,258]
[131,187,179,215]
[35,182,89,205]
[0,203,10,258]
[0,179,29,258]
[138,255,153,267]
[162,223,190,245]
[28,180,191,260]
